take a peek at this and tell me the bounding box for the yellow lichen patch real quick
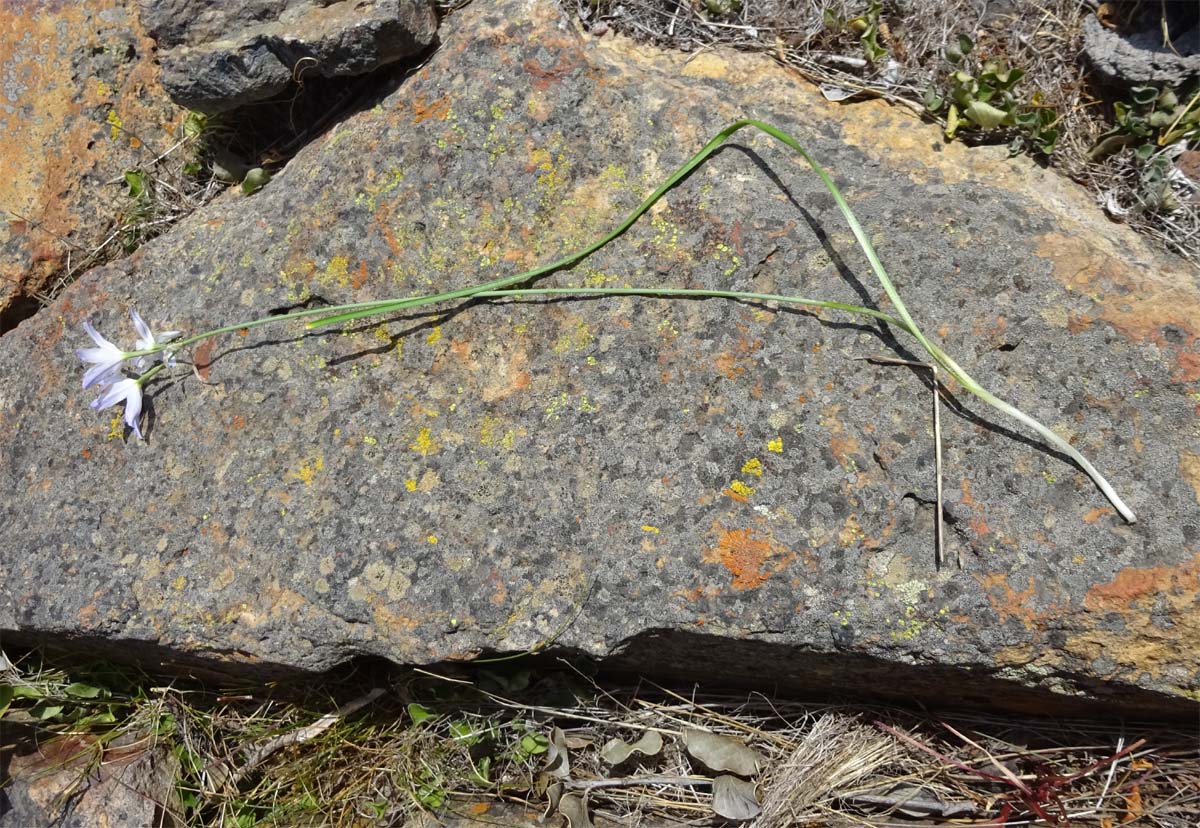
[105,416,123,442]
[702,525,793,590]
[479,415,517,449]
[289,455,325,485]
[552,318,593,353]
[727,480,754,499]
[409,427,442,456]
[425,324,442,346]
[354,168,404,210]
[641,525,660,534]
[321,256,350,288]
[680,52,729,79]
[405,478,418,492]
[767,437,784,453]
[427,534,438,544]
[741,458,763,477]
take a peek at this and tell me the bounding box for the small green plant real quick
[182,111,209,176]
[925,35,1059,155]
[824,1,888,63]
[701,0,742,19]
[1091,85,1200,161]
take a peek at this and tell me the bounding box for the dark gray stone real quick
[1,0,1198,716]
[1083,13,1200,89]
[139,0,438,114]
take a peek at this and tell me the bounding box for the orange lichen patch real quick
[1181,452,1200,505]
[1066,311,1094,334]
[1034,233,1200,343]
[0,1,176,311]
[411,94,450,122]
[676,583,723,603]
[1066,554,1200,681]
[838,514,865,547]
[975,573,1043,630]
[482,347,531,401]
[820,404,862,470]
[702,526,793,590]
[194,338,216,381]
[523,53,582,90]
[1082,506,1113,524]
[1174,351,1200,383]
[1084,554,1200,612]
[714,352,745,379]
[467,802,492,816]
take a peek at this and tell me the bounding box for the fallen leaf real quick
[600,731,664,765]
[683,728,763,776]
[712,774,761,820]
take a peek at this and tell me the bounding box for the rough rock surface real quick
[2,0,1199,716]
[0,0,180,328]
[140,0,439,114]
[1083,14,1200,89]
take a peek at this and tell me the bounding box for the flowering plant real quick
[77,119,1137,530]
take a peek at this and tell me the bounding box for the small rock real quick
[139,0,439,114]
[1082,11,1200,89]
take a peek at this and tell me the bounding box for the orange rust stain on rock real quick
[702,526,793,590]
[1034,233,1200,344]
[1181,452,1200,505]
[975,573,1043,630]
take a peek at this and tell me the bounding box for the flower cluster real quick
[76,310,178,439]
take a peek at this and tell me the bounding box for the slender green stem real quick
[145,120,1135,523]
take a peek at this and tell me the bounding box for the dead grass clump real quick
[3,651,1198,827]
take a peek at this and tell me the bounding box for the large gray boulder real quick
[2,0,1198,716]
[139,0,438,113]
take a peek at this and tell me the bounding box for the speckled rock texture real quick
[0,0,179,327]
[2,0,1198,716]
[140,0,439,114]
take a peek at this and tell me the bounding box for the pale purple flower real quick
[90,378,144,439]
[130,309,180,369]
[75,320,131,390]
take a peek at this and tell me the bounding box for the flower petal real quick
[83,320,117,349]
[123,386,144,439]
[82,360,122,390]
[130,309,152,344]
